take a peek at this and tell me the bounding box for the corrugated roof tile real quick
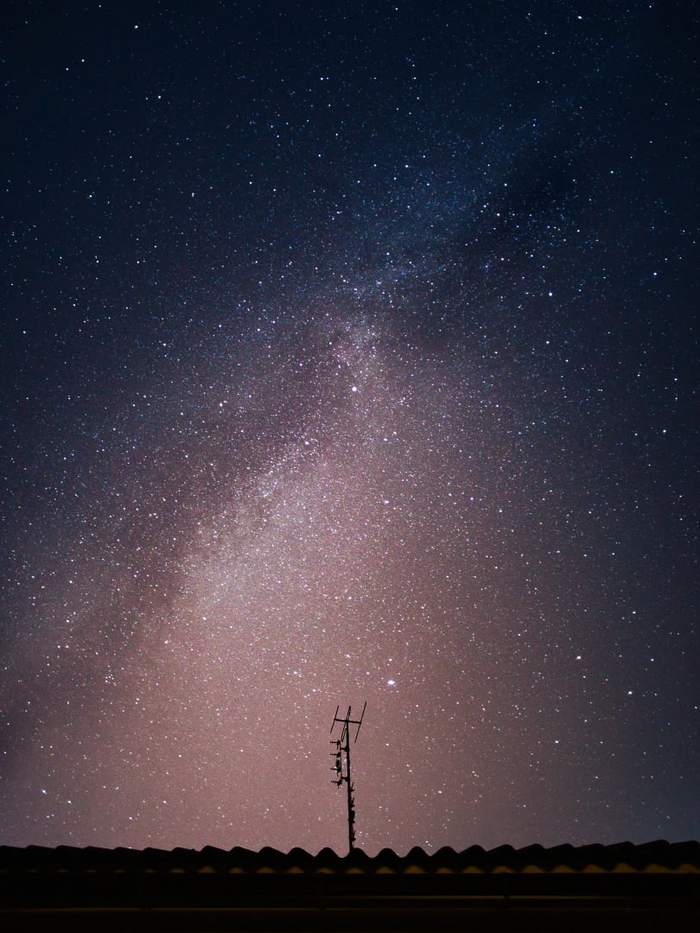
[0,840,698,875]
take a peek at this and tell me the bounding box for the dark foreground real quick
[1,839,698,931]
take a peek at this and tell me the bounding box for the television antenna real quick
[329,702,366,853]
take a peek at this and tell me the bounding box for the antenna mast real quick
[330,702,366,853]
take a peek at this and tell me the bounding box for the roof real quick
[2,838,699,874]
[2,840,698,931]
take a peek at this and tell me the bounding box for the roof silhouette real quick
[2,840,698,930]
[2,838,699,873]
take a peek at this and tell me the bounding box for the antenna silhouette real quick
[329,702,366,853]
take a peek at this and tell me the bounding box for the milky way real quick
[1,2,698,853]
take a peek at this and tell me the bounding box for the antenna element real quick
[329,703,367,853]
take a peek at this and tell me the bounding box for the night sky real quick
[1,1,698,856]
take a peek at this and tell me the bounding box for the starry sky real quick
[1,1,698,855]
